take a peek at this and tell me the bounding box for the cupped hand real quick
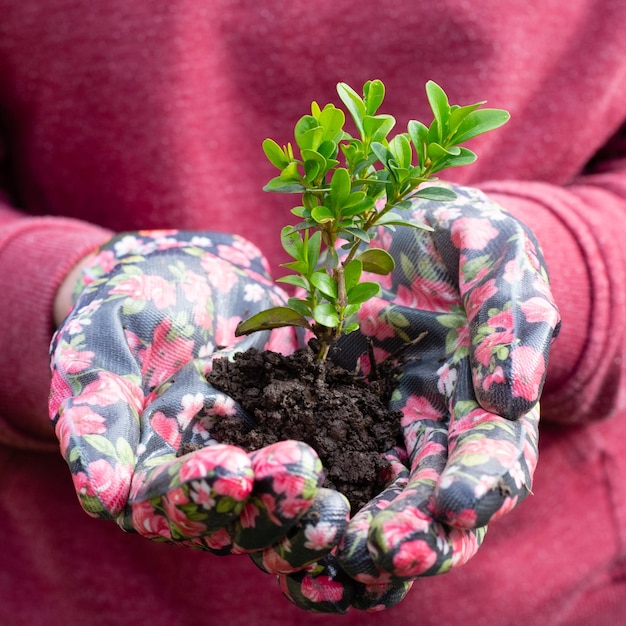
[278,185,560,612]
[49,230,349,563]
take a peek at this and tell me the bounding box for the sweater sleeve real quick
[480,135,626,424]
[0,202,112,449]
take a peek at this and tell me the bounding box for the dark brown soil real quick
[206,345,403,512]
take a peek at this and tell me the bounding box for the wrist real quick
[53,253,95,326]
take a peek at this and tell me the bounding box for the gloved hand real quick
[277,185,561,612]
[49,230,349,563]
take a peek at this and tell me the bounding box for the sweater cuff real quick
[0,217,112,449]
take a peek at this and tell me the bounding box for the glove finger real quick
[279,553,356,614]
[279,553,414,613]
[428,187,560,417]
[124,443,254,538]
[365,415,488,579]
[250,488,350,574]
[337,447,409,584]
[434,402,540,528]
[50,367,143,520]
[226,440,324,552]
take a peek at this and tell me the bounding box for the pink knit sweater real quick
[1,1,625,624]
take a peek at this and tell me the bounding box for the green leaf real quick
[318,105,345,142]
[312,303,340,328]
[262,138,289,170]
[336,82,366,136]
[330,168,351,205]
[363,114,396,143]
[425,80,450,134]
[263,177,304,193]
[280,225,303,261]
[310,271,338,300]
[343,259,363,292]
[306,230,322,273]
[342,226,370,242]
[412,186,458,201]
[287,297,313,318]
[235,307,311,336]
[346,281,381,305]
[363,79,385,115]
[407,120,429,168]
[447,102,485,135]
[452,108,510,144]
[276,274,309,290]
[296,126,324,151]
[371,142,393,167]
[311,205,334,224]
[389,133,413,169]
[294,115,319,145]
[357,248,396,274]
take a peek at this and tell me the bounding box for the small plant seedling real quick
[235,80,509,360]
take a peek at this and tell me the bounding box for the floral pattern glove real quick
[49,230,349,561]
[279,185,561,612]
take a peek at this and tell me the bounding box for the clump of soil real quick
[206,345,403,512]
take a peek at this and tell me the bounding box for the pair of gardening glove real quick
[49,186,560,613]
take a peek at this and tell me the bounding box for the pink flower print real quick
[212,474,254,501]
[490,493,520,522]
[56,404,106,455]
[202,254,239,293]
[88,458,131,516]
[521,296,558,324]
[301,575,345,604]
[208,393,237,417]
[480,365,506,392]
[511,345,546,401]
[357,299,395,340]
[214,315,241,349]
[272,472,306,499]
[203,527,233,550]
[449,527,482,567]
[72,469,97,495]
[464,279,498,321]
[178,444,246,483]
[239,500,261,529]
[503,258,524,285]
[189,479,216,510]
[217,241,254,268]
[443,507,478,530]
[151,410,181,449]
[488,308,514,331]
[181,270,214,329]
[304,521,338,551]
[110,274,177,309]
[49,368,74,418]
[132,499,172,539]
[378,507,431,549]
[523,233,541,272]
[78,371,143,411]
[473,329,514,367]
[280,492,310,520]
[177,392,205,430]
[436,362,457,397]
[90,249,117,274]
[141,318,195,389]
[243,282,267,303]
[252,440,306,476]
[161,486,206,537]
[396,278,458,314]
[401,395,442,426]
[392,538,437,577]
[451,217,500,250]
[259,549,295,575]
